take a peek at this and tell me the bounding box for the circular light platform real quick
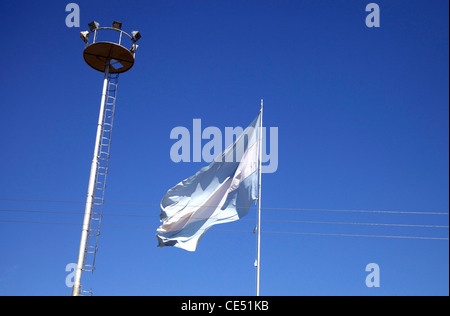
[83,42,134,73]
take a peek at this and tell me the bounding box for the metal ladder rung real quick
[86,246,97,254]
[83,265,95,272]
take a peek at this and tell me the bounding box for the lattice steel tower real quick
[72,21,141,296]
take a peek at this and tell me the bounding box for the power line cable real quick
[1,209,448,228]
[0,219,448,241]
[0,198,448,215]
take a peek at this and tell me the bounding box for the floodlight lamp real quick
[131,31,142,41]
[80,31,89,43]
[88,21,100,32]
[130,43,139,53]
[112,21,122,30]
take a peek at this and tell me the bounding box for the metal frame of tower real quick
[72,21,141,296]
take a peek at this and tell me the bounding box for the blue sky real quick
[0,0,448,296]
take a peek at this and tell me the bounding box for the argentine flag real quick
[156,112,261,251]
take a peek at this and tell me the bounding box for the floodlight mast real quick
[72,21,140,297]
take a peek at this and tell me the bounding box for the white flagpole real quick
[256,99,263,296]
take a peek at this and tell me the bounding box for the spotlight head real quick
[80,31,89,43]
[112,21,122,30]
[131,31,142,42]
[88,21,100,32]
[130,43,139,54]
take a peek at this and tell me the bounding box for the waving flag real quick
[156,112,261,251]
